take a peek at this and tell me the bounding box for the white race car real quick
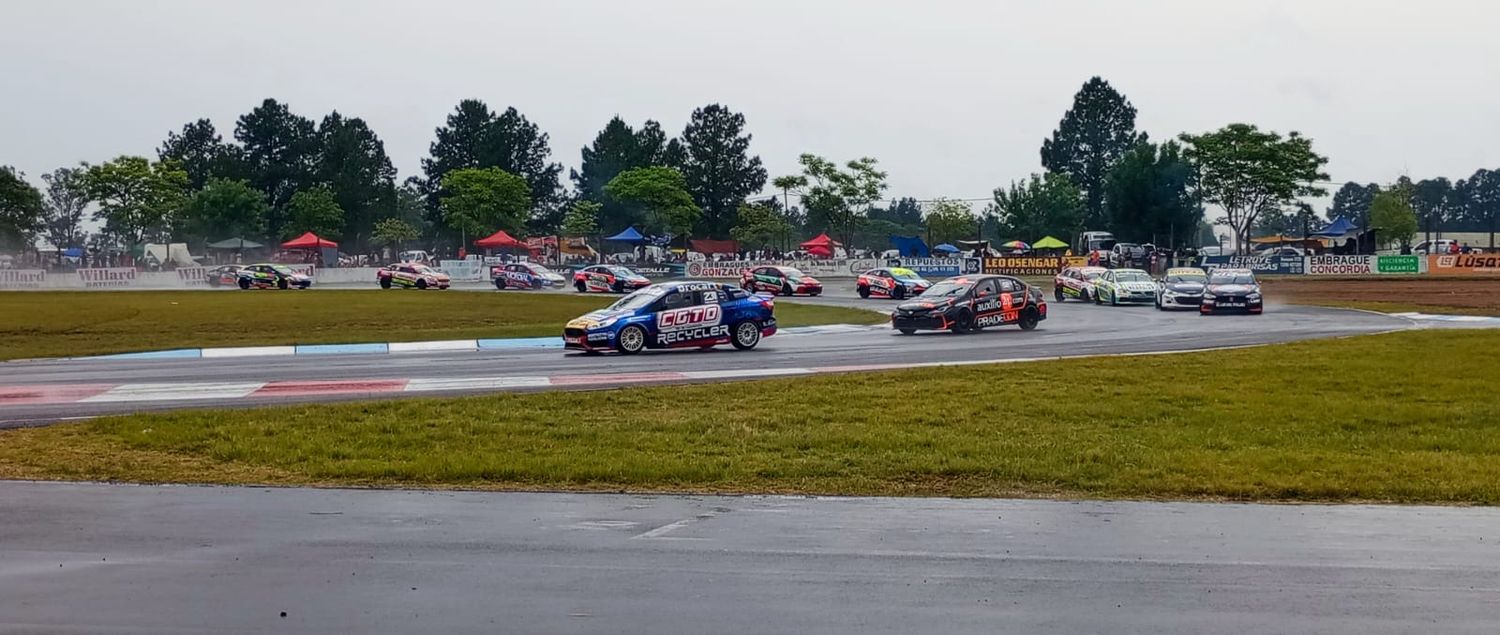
[1093,268,1156,305]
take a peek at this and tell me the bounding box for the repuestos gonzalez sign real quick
[1428,253,1500,275]
[982,256,1086,276]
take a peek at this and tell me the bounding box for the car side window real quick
[975,279,998,297]
[660,290,694,311]
[998,278,1018,293]
[696,289,720,305]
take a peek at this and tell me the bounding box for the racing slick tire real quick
[1054,286,1065,302]
[891,286,905,300]
[1019,309,1040,331]
[575,281,587,293]
[416,278,427,290]
[495,279,507,291]
[782,282,795,297]
[950,310,974,334]
[1093,290,1103,305]
[380,277,392,289]
[898,328,916,336]
[238,278,250,290]
[277,277,289,290]
[1080,289,1091,303]
[857,286,870,299]
[615,325,647,355]
[730,321,762,350]
[612,280,625,294]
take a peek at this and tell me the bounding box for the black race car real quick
[891,274,1046,335]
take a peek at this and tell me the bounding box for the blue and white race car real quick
[563,281,777,354]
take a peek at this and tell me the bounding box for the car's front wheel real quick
[238,278,250,290]
[857,285,870,299]
[782,283,795,296]
[731,321,761,350]
[575,281,587,293]
[615,325,647,355]
[891,286,905,300]
[415,278,427,290]
[1054,286,1065,302]
[277,277,289,290]
[950,310,973,334]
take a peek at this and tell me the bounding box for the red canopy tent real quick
[281,232,337,249]
[800,233,840,258]
[474,230,526,250]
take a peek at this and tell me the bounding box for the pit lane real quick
[0,286,1409,425]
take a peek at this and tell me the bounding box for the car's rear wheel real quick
[731,321,761,350]
[1019,309,1039,331]
[380,277,391,289]
[277,277,289,290]
[857,286,870,299]
[415,278,427,290]
[495,279,507,291]
[1093,290,1102,305]
[615,325,647,355]
[238,278,250,290]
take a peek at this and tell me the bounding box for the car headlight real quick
[1202,291,1215,300]
[1248,293,1262,301]
[596,316,620,328]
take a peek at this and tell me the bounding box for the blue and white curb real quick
[74,325,882,361]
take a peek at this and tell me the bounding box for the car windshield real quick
[1084,271,1102,280]
[271,265,297,275]
[889,268,922,280]
[608,286,665,311]
[779,267,806,278]
[1166,273,1206,284]
[919,281,973,298]
[527,264,558,276]
[607,266,638,277]
[412,265,436,274]
[1210,273,1256,285]
[1115,271,1151,282]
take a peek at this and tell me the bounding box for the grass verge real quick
[1261,277,1500,316]
[3,329,1498,503]
[0,290,883,360]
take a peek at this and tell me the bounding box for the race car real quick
[1200,268,1264,315]
[491,262,567,290]
[741,265,822,296]
[573,264,652,293]
[891,274,1046,335]
[856,267,930,299]
[378,262,450,290]
[205,264,242,287]
[1155,266,1207,310]
[1092,268,1156,305]
[563,281,777,355]
[237,263,312,290]
[1053,266,1108,302]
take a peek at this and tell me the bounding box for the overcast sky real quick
[5,0,1498,209]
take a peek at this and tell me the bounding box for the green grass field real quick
[0,290,883,360]
[3,329,1497,503]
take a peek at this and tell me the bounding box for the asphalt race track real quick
[0,288,1409,425]
[3,481,1498,634]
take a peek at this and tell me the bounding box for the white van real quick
[1412,239,1457,254]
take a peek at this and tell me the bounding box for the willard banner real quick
[982,256,1086,276]
[76,267,138,288]
[1428,253,1500,275]
[0,269,46,289]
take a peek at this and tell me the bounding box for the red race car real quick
[205,264,243,287]
[856,267,931,300]
[573,265,653,293]
[741,265,822,296]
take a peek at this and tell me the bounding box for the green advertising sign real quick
[1376,255,1419,274]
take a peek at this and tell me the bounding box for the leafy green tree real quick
[869,196,923,226]
[853,218,916,252]
[284,186,345,240]
[1459,168,1500,248]
[1178,124,1329,254]
[1370,184,1418,251]
[1252,206,1293,238]
[923,198,977,245]
[1326,182,1379,228]
[678,104,767,238]
[986,173,1084,243]
[604,166,701,241]
[234,99,320,238]
[420,100,563,232]
[1410,177,1459,244]
[0,167,45,251]
[777,154,887,248]
[181,179,269,243]
[81,156,190,245]
[439,167,531,241]
[158,118,243,189]
[1104,141,1202,247]
[571,116,681,234]
[40,167,90,254]
[562,199,601,238]
[1290,201,1322,237]
[1040,77,1142,227]
[372,218,420,249]
[730,202,794,250]
[318,111,397,250]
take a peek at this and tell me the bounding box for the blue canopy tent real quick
[1311,216,1358,238]
[889,235,930,258]
[933,243,960,254]
[62,247,84,258]
[605,226,646,243]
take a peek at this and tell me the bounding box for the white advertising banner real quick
[1306,254,1376,275]
[76,267,138,288]
[683,259,875,279]
[0,269,46,289]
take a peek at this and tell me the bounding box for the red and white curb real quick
[0,345,1259,409]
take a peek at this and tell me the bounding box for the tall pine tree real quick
[318,112,397,250]
[1040,77,1141,229]
[679,104,767,239]
[234,99,320,239]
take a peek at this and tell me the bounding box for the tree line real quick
[5,80,1496,259]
